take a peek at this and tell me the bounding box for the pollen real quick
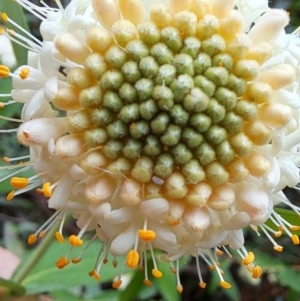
[55,231,65,243]
[291,234,300,245]
[68,235,83,246]
[220,281,232,289]
[138,229,156,241]
[10,177,29,189]
[56,257,70,269]
[27,234,37,245]
[152,269,163,278]
[242,251,255,265]
[126,250,140,268]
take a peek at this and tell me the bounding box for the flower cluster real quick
[1,0,300,292]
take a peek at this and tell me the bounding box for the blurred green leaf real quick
[50,290,81,301]
[0,278,26,298]
[91,290,122,301]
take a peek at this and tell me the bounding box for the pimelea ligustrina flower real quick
[1,0,300,292]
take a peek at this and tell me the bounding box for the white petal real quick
[140,198,169,220]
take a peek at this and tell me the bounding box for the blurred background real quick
[1,0,300,300]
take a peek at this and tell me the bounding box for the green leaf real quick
[0,278,26,298]
[91,290,122,301]
[20,240,130,294]
[50,290,81,301]
[0,0,30,66]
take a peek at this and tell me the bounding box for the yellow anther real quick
[43,182,52,197]
[199,282,207,289]
[220,281,232,289]
[55,231,65,243]
[0,65,10,78]
[177,285,183,294]
[0,28,5,34]
[247,265,254,272]
[138,229,156,242]
[274,231,282,238]
[0,102,4,109]
[252,265,263,279]
[72,258,81,264]
[126,250,139,268]
[19,68,30,80]
[56,257,70,269]
[290,225,300,231]
[278,225,284,232]
[68,234,83,246]
[10,177,29,189]
[152,269,163,278]
[1,12,8,22]
[143,279,153,286]
[39,230,47,238]
[89,269,100,280]
[216,249,224,256]
[242,251,255,265]
[112,279,122,289]
[274,245,283,252]
[27,234,37,245]
[2,157,10,163]
[291,234,300,245]
[35,188,44,194]
[6,190,15,201]
[170,267,176,274]
[209,265,216,271]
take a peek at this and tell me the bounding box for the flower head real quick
[1,0,300,292]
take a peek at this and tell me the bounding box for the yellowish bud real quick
[244,151,271,177]
[150,3,174,28]
[85,27,113,54]
[245,42,273,64]
[53,86,81,111]
[208,0,235,19]
[118,0,145,25]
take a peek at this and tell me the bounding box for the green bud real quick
[139,56,159,78]
[234,100,257,121]
[84,53,108,80]
[214,87,237,110]
[215,140,235,164]
[119,103,140,123]
[196,14,219,40]
[204,66,228,86]
[212,53,234,71]
[170,143,193,165]
[129,120,150,139]
[119,83,138,103]
[194,75,216,97]
[229,132,253,158]
[79,85,103,108]
[126,40,150,61]
[160,26,183,52]
[131,156,154,183]
[151,112,171,134]
[84,128,108,147]
[173,53,194,76]
[160,124,182,146]
[152,85,174,110]
[194,53,212,75]
[205,98,226,123]
[107,157,132,176]
[135,78,154,101]
[204,125,227,145]
[102,91,124,112]
[121,61,142,84]
[183,87,209,112]
[139,98,159,120]
[194,142,216,166]
[205,161,229,186]
[102,140,124,159]
[91,107,114,126]
[169,104,189,126]
[189,113,212,133]
[201,34,226,56]
[182,127,203,148]
[137,21,160,46]
[181,159,205,184]
[107,120,129,139]
[155,64,177,86]
[100,70,124,90]
[123,138,143,160]
[144,135,162,156]
[181,36,201,59]
[233,59,260,81]
[67,109,93,132]
[219,112,244,134]
[170,74,194,102]
[227,74,247,97]
[104,45,128,69]
[151,43,174,65]
[154,153,175,178]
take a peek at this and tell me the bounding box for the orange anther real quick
[112,279,122,289]
[199,282,207,289]
[88,269,100,280]
[56,257,69,269]
[170,267,176,274]
[274,231,282,238]
[209,265,215,271]
[126,250,139,268]
[10,177,29,189]
[274,245,283,252]
[72,258,81,264]
[220,281,231,289]
[19,68,30,79]
[43,182,52,197]
[6,190,15,201]
[0,65,10,78]
[103,258,108,264]
[1,13,8,22]
[242,251,255,265]
[252,265,262,279]
[290,225,300,231]
[113,260,118,267]
[68,235,83,246]
[27,234,37,245]
[291,234,300,245]
[55,231,64,243]
[2,157,10,163]
[138,229,156,242]
[39,230,47,238]
[0,102,4,109]
[216,249,224,256]
[143,279,153,286]
[152,269,162,278]
[177,285,183,294]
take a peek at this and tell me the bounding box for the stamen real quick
[196,250,206,289]
[260,225,284,252]
[2,155,30,163]
[149,244,162,278]
[55,213,67,244]
[126,250,139,268]
[176,259,183,293]
[69,215,94,246]
[143,250,153,286]
[72,233,97,263]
